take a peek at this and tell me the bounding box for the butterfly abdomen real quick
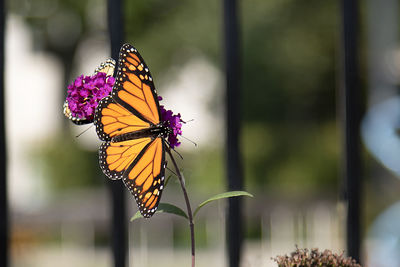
[111,125,169,143]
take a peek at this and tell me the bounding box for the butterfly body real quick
[111,123,170,143]
[94,44,168,218]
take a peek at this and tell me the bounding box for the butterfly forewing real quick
[94,96,151,141]
[112,44,160,125]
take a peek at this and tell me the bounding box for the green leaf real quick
[130,202,188,221]
[193,191,253,218]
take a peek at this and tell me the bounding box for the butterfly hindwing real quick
[122,138,166,218]
[94,96,151,141]
[95,58,116,76]
[99,138,153,180]
[112,44,161,125]
[63,101,92,125]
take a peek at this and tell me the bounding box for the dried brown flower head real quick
[273,247,362,267]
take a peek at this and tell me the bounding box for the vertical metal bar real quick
[108,0,124,62]
[340,0,362,263]
[107,0,127,266]
[0,0,7,265]
[223,0,243,267]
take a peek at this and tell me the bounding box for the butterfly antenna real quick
[181,135,197,147]
[165,141,184,159]
[75,124,94,138]
[181,118,194,124]
[178,118,197,147]
[172,147,184,160]
[166,167,177,177]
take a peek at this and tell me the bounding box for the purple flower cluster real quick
[65,72,183,148]
[158,97,183,149]
[66,72,115,120]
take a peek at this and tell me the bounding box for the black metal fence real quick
[340,0,362,263]
[223,0,244,267]
[107,0,127,266]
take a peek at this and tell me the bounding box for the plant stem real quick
[166,148,195,267]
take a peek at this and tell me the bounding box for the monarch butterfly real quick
[94,44,170,218]
[64,59,116,125]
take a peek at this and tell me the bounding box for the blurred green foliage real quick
[31,134,101,192]
[242,122,339,193]
[173,219,208,248]
[242,0,338,123]
[240,0,340,195]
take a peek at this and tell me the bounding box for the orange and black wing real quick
[98,138,153,180]
[94,96,151,141]
[123,138,166,218]
[112,44,161,125]
[94,96,155,180]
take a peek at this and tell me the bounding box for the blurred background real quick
[5,0,400,266]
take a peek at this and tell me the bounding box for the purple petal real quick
[74,75,84,87]
[107,76,115,86]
